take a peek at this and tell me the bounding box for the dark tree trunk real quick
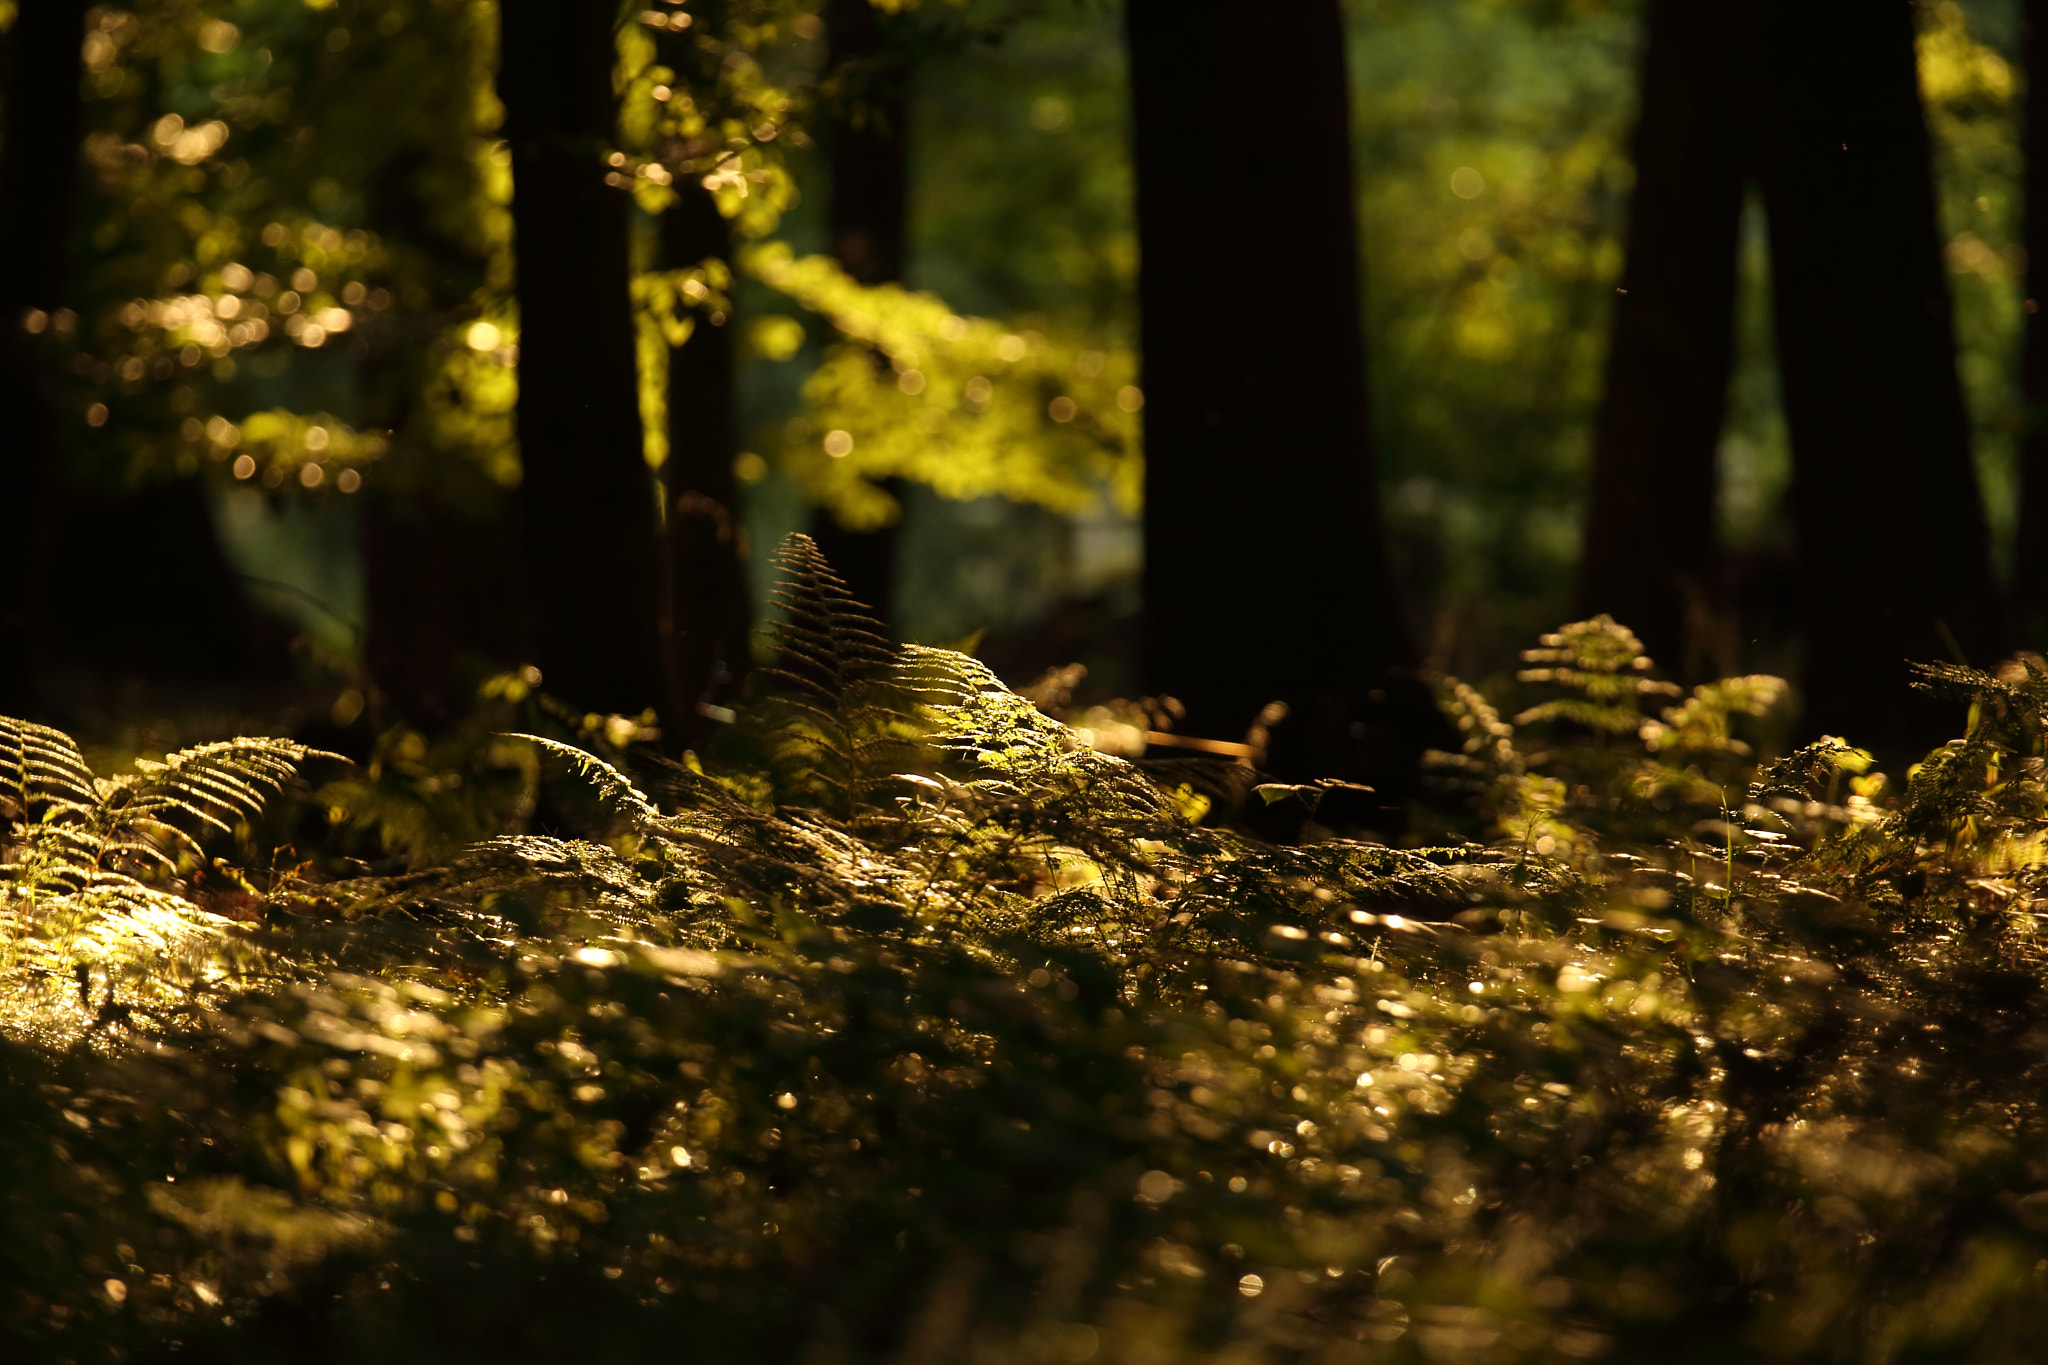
[362,491,530,730]
[359,152,528,731]
[810,0,911,626]
[824,0,909,287]
[497,0,667,718]
[2016,0,2048,644]
[1753,0,2000,755]
[1580,0,1746,681]
[1126,0,1421,791]
[0,0,88,711]
[660,184,751,732]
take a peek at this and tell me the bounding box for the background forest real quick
[13,2,2048,1363]
[5,0,2035,759]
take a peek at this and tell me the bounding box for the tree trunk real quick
[362,489,530,730]
[1580,0,1746,681]
[1125,0,1420,791]
[810,0,910,626]
[359,151,529,731]
[497,0,667,718]
[0,0,88,712]
[2016,0,2048,643]
[660,184,751,731]
[1753,0,2001,755]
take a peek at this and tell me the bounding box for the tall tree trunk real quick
[359,152,528,732]
[2016,0,2048,643]
[1580,0,1746,681]
[0,0,88,712]
[497,0,667,718]
[810,0,910,625]
[824,0,908,288]
[362,490,530,730]
[661,183,751,731]
[1754,0,2000,755]
[1126,0,1420,790]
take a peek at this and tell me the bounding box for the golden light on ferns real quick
[467,321,502,352]
[823,430,854,458]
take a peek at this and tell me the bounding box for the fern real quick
[739,533,921,817]
[0,719,337,1040]
[16,576,2048,1362]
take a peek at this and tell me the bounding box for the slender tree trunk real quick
[810,0,910,625]
[362,489,531,729]
[2016,0,2048,643]
[660,183,751,730]
[497,0,667,718]
[359,152,529,731]
[1753,0,2000,755]
[1126,0,1421,790]
[1580,0,1746,680]
[824,0,908,287]
[0,0,88,712]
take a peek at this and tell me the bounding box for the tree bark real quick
[0,0,89,711]
[2016,0,2048,642]
[1580,0,1746,681]
[497,0,668,718]
[359,151,529,731]
[810,0,911,626]
[1126,0,1420,790]
[1753,0,2001,755]
[660,184,751,731]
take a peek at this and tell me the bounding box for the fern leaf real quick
[762,533,894,710]
[511,735,660,826]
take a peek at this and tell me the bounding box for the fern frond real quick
[511,734,660,827]
[0,717,97,819]
[762,533,894,711]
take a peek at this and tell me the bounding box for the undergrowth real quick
[4,538,2048,1364]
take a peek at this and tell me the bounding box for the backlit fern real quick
[4,552,2048,1363]
[0,719,335,1044]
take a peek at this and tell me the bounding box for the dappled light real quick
[3,0,2048,1360]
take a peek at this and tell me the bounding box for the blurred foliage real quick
[7,540,2048,1360]
[1350,0,1636,667]
[18,0,2032,677]
[1920,0,2024,570]
[750,242,1141,529]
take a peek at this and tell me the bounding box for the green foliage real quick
[0,719,335,1045]
[750,244,1142,529]
[1427,615,1788,855]
[11,550,2048,1361]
